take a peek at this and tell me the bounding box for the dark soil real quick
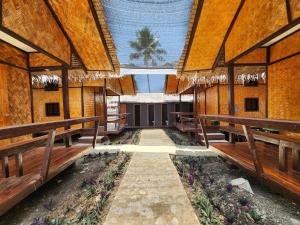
[0,152,131,225]
[172,155,300,225]
[104,129,141,145]
[164,128,199,146]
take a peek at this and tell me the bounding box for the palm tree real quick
[129,26,167,66]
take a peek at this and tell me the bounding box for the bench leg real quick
[292,146,300,171]
[1,156,9,178]
[279,142,288,172]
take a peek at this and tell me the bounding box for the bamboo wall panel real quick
[69,88,82,129]
[48,0,112,70]
[268,54,300,121]
[235,48,267,64]
[290,0,300,20]
[33,89,64,123]
[165,75,178,94]
[225,0,288,62]
[205,86,218,115]
[95,88,105,126]
[0,41,27,69]
[120,104,127,125]
[178,79,190,93]
[234,84,266,118]
[107,78,121,95]
[83,87,95,127]
[219,85,229,115]
[120,75,135,95]
[0,65,32,145]
[270,31,300,63]
[83,79,105,87]
[186,0,241,70]
[29,53,61,67]
[2,0,70,64]
[199,91,206,114]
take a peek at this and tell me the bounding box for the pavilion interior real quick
[1,0,300,222]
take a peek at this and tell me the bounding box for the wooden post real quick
[292,145,300,171]
[194,86,200,142]
[179,94,182,112]
[199,118,209,148]
[81,82,84,128]
[242,125,263,178]
[279,141,289,172]
[1,156,9,178]
[62,67,71,147]
[41,129,56,181]
[217,81,220,114]
[228,64,235,143]
[103,80,107,133]
[92,120,100,148]
[15,152,23,177]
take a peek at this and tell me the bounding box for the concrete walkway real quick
[103,152,200,225]
[139,129,175,146]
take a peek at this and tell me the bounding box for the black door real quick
[148,104,154,126]
[134,105,141,126]
[162,104,168,126]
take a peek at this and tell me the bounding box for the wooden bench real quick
[220,126,300,172]
[0,117,100,215]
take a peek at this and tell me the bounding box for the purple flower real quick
[188,174,194,185]
[101,191,107,199]
[226,183,233,193]
[30,218,43,225]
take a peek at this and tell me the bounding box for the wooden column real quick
[266,47,270,118]
[103,79,107,132]
[62,67,71,147]
[193,86,198,117]
[228,64,235,143]
[179,94,182,111]
[81,82,85,128]
[217,81,220,114]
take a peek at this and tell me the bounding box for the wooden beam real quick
[81,82,84,128]
[103,80,107,132]
[61,68,71,147]
[228,63,235,143]
[242,125,264,179]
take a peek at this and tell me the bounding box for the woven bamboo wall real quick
[270,31,300,63]
[235,48,266,64]
[268,54,300,121]
[199,91,206,114]
[83,87,95,127]
[33,89,64,123]
[205,86,218,115]
[225,0,288,62]
[0,64,32,145]
[219,85,228,115]
[234,84,266,118]
[290,0,300,20]
[69,88,82,129]
[0,41,27,69]
[2,0,70,64]
[29,53,61,67]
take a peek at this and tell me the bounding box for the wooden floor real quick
[211,142,300,202]
[0,144,91,215]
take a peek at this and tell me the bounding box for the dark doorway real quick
[148,104,155,126]
[162,104,168,126]
[175,103,180,112]
[134,105,141,126]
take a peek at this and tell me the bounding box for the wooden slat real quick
[14,153,23,177]
[41,130,56,181]
[199,115,300,133]
[92,120,100,149]
[1,157,9,178]
[242,125,264,178]
[0,117,99,140]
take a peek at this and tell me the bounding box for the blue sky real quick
[102,0,193,68]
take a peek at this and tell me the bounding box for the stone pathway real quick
[103,152,200,225]
[139,129,175,146]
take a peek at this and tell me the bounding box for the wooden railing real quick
[0,117,100,180]
[198,114,300,179]
[107,113,129,131]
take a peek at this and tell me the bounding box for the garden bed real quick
[164,128,199,146]
[104,129,141,145]
[171,155,300,225]
[0,152,131,225]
